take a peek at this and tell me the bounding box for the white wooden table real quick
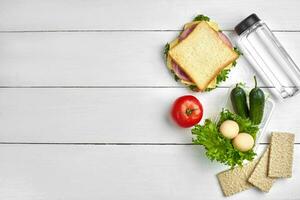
[0,0,299,199]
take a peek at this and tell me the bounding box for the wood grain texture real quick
[0,88,299,143]
[0,144,298,200]
[0,0,299,199]
[0,0,300,31]
[0,32,299,87]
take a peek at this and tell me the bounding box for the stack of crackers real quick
[217,132,295,197]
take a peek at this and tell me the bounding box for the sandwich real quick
[164,15,240,92]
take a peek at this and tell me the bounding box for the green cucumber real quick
[230,84,249,118]
[249,76,265,125]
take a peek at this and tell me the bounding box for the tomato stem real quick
[186,108,197,116]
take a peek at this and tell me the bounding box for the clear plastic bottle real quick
[235,14,300,99]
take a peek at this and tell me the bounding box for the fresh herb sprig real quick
[164,43,170,56]
[216,69,230,84]
[205,87,214,92]
[188,85,199,92]
[234,47,243,56]
[193,14,210,22]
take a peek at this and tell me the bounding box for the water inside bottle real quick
[240,24,300,99]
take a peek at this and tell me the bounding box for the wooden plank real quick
[0,88,299,143]
[0,144,298,199]
[0,32,299,87]
[0,0,300,31]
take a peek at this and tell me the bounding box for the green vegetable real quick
[174,74,180,82]
[197,67,232,91]
[216,69,230,84]
[231,47,242,67]
[192,109,258,168]
[205,87,214,92]
[188,84,198,92]
[218,109,258,139]
[233,47,243,56]
[169,70,179,82]
[249,76,265,125]
[164,43,170,56]
[193,14,210,22]
[230,84,249,118]
[232,60,237,67]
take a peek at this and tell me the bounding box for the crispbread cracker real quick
[248,147,276,192]
[217,159,258,196]
[268,132,295,178]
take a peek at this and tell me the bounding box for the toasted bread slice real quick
[168,22,238,91]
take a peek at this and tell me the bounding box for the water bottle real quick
[235,14,300,99]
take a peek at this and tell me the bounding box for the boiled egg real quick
[219,120,239,139]
[233,133,254,152]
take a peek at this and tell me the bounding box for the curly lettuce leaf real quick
[192,110,258,168]
[216,69,231,84]
[164,43,170,56]
[193,14,210,22]
[216,47,242,84]
[188,84,199,91]
[218,109,259,140]
[234,47,243,56]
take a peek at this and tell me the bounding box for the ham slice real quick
[179,24,197,41]
[171,24,197,82]
[171,23,233,84]
[172,61,192,81]
[218,32,233,48]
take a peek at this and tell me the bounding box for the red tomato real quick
[171,95,203,128]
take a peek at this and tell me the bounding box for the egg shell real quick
[219,120,239,139]
[233,133,254,152]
